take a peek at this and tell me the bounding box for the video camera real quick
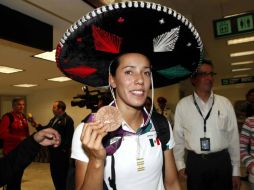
[71,86,111,112]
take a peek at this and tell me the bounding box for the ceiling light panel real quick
[33,49,56,62]
[47,76,71,82]
[230,50,254,57]
[233,74,249,78]
[232,68,252,72]
[230,60,254,66]
[227,36,254,45]
[13,84,38,87]
[0,66,23,74]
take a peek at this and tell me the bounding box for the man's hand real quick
[33,128,61,147]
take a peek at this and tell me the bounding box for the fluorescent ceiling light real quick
[0,66,23,74]
[33,49,56,62]
[47,76,71,82]
[233,74,249,78]
[224,12,248,18]
[13,84,38,88]
[230,50,254,57]
[227,36,254,45]
[231,60,254,66]
[232,68,252,72]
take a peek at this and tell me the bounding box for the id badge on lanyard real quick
[193,93,214,152]
[200,137,210,151]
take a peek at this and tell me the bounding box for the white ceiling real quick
[0,0,254,95]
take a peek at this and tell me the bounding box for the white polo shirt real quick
[71,117,174,190]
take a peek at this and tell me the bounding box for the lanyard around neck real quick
[192,93,215,136]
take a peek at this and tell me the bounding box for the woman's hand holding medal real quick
[80,106,123,160]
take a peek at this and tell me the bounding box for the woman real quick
[72,52,180,190]
[55,1,203,189]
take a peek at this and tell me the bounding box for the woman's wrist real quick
[89,158,105,169]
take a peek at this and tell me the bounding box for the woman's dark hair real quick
[109,53,151,76]
[109,56,121,77]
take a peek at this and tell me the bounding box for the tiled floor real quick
[22,162,251,190]
[22,162,54,190]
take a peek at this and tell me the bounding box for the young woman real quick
[71,52,180,190]
[55,1,203,190]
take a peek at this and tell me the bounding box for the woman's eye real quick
[125,70,132,75]
[144,71,151,76]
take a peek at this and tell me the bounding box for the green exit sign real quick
[215,20,232,36]
[214,12,254,38]
[237,15,253,32]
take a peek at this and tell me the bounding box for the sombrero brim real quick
[56,1,203,88]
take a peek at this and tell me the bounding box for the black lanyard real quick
[192,93,214,136]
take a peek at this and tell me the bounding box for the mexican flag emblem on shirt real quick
[149,137,161,147]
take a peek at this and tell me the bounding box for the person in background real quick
[240,105,254,189]
[0,97,29,190]
[35,101,74,190]
[173,59,240,190]
[234,88,254,181]
[157,96,175,126]
[235,88,254,132]
[0,128,61,187]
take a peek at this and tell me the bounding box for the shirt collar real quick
[194,91,214,103]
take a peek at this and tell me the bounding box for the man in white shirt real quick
[173,60,240,190]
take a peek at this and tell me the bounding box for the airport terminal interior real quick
[0,0,254,189]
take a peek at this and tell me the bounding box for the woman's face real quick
[109,53,151,109]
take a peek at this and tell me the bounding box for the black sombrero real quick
[56,1,203,88]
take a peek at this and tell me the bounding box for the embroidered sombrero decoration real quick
[56,1,203,88]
